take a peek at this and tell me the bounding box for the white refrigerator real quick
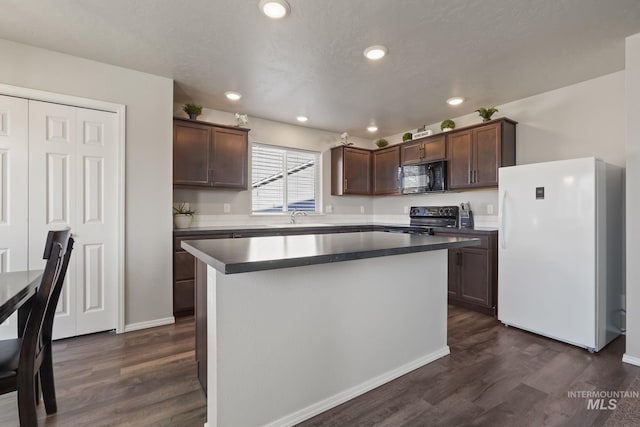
[498,158,623,352]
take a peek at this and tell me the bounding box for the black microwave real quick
[401,161,447,194]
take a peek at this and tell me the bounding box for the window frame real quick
[251,142,323,214]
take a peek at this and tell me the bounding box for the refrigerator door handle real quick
[499,190,507,249]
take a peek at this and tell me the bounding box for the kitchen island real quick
[182,231,478,427]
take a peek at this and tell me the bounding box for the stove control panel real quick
[410,206,459,218]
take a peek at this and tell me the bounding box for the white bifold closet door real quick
[0,96,117,340]
[28,100,117,339]
[0,95,29,339]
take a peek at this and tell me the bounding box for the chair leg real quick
[17,382,38,427]
[40,350,58,414]
[35,372,41,405]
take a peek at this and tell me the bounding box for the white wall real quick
[0,39,174,328]
[374,71,626,216]
[173,105,374,217]
[624,33,640,364]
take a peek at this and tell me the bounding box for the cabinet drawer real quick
[175,250,196,281]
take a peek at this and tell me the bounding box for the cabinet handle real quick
[474,170,477,183]
[469,170,473,184]
[344,178,348,191]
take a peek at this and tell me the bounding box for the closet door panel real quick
[28,100,78,339]
[75,107,117,335]
[0,95,28,340]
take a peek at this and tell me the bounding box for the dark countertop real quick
[181,231,480,274]
[174,223,498,237]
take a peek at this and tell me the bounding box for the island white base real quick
[206,250,449,427]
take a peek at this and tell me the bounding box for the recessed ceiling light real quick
[446,97,464,106]
[259,0,290,19]
[296,116,308,122]
[225,91,242,101]
[367,125,378,132]
[364,45,387,60]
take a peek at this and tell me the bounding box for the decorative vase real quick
[442,127,453,132]
[188,113,198,120]
[174,214,194,229]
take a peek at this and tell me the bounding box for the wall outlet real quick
[487,204,494,215]
[223,203,231,213]
[360,206,365,214]
[403,206,409,214]
[325,204,333,213]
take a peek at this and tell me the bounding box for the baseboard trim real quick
[263,346,450,427]
[123,316,175,333]
[622,353,640,366]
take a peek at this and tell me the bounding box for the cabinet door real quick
[459,248,490,306]
[422,136,446,161]
[211,127,248,189]
[473,123,500,187]
[373,146,400,195]
[173,121,211,186]
[400,140,423,165]
[447,130,473,189]
[344,148,371,194]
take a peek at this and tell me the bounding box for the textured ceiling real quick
[1,0,639,137]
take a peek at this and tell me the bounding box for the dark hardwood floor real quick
[1,307,639,426]
[0,318,206,427]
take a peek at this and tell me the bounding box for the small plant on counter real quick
[376,139,389,148]
[441,119,456,131]
[402,132,413,142]
[173,203,195,229]
[476,107,498,121]
[173,202,195,216]
[183,103,203,120]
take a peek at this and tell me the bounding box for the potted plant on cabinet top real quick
[183,103,203,120]
[173,202,195,229]
[375,138,389,148]
[441,119,455,132]
[476,107,498,121]
[402,132,413,142]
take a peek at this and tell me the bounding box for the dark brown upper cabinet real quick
[400,135,446,165]
[173,118,249,189]
[331,146,372,195]
[372,145,401,195]
[447,118,516,189]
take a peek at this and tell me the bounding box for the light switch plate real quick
[325,204,333,213]
[487,204,494,215]
[360,206,365,214]
[223,203,231,213]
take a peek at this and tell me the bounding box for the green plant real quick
[183,103,203,118]
[376,139,389,148]
[441,119,455,130]
[402,132,413,142]
[476,107,498,121]
[173,202,195,216]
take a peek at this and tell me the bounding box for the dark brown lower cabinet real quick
[437,230,498,316]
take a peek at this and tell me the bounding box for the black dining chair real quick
[0,229,74,426]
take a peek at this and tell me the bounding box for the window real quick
[252,143,320,213]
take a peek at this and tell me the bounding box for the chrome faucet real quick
[290,209,307,224]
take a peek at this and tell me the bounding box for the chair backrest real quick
[43,233,74,343]
[20,230,73,365]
